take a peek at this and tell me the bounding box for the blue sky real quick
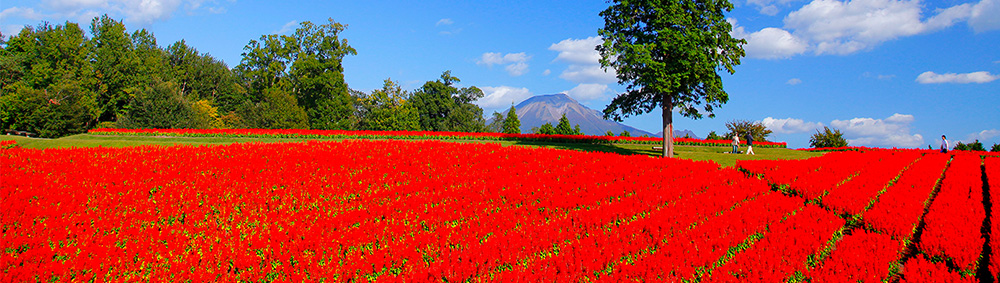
[2,0,998,148]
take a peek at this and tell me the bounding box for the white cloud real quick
[549,36,603,64]
[2,25,22,39]
[746,0,804,15]
[786,78,803,85]
[436,18,453,26]
[477,52,531,76]
[884,113,914,123]
[275,20,298,34]
[831,113,924,148]
[563,84,611,102]
[785,0,932,55]
[476,86,533,109]
[730,19,808,59]
[761,117,823,134]
[1,7,48,21]
[505,62,529,76]
[916,71,999,84]
[542,69,551,76]
[15,0,230,25]
[863,72,896,80]
[559,64,618,84]
[964,129,1000,143]
[760,5,781,16]
[549,37,618,84]
[735,0,990,58]
[969,0,1000,32]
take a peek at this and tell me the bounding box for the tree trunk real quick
[662,96,674,158]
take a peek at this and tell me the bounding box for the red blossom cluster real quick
[989,157,1000,282]
[1,139,795,282]
[901,257,978,283]
[742,150,993,282]
[918,155,986,272]
[820,152,922,216]
[705,205,844,282]
[808,229,899,283]
[863,154,951,242]
[3,138,995,282]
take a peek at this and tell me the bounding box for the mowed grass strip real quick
[1,133,821,167]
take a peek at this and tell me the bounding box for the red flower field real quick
[1,140,995,282]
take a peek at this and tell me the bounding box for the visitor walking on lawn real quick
[745,132,755,155]
[732,134,740,153]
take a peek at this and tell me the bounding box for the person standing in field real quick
[745,132,755,155]
[940,135,949,153]
[732,134,740,153]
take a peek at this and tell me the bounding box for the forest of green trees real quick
[1,16,510,138]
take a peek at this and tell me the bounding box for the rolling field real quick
[1,138,996,282]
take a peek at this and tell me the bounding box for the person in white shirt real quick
[940,135,949,153]
[732,134,739,153]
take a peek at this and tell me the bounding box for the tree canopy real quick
[411,71,487,133]
[2,15,491,137]
[598,0,745,157]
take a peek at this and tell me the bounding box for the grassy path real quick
[1,134,821,167]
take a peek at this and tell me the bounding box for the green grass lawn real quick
[1,133,821,167]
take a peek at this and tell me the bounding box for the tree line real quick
[1,16,514,138]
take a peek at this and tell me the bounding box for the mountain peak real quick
[514,93,578,109]
[509,94,654,136]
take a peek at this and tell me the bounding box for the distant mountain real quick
[654,130,701,140]
[507,94,655,136]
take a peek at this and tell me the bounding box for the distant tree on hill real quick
[619,130,631,137]
[954,140,985,152]
[487,112,504,133]
[724,120,772,142]
[553,114,583,135]
[706,131,724,140]
[605,130,615,136]
[533,123,556,135]
[968,140,985,151]
[809,126,848,148]
[953,142,969,151]
[991,143,1000,152]
[502,105,521,134]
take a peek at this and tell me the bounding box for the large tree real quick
[89,15,138,122]
[235,18,356,130]
[598,0,745,157]
[359,79,419,131]
[411,71,487,132]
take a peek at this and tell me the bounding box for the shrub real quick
[810,126,848,148]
